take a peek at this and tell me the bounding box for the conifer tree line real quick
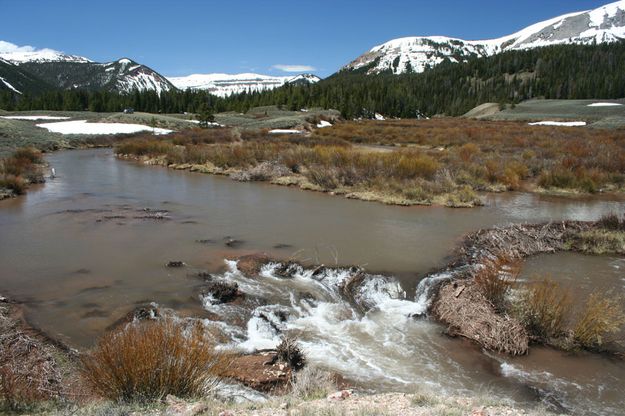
[1,43,624,118]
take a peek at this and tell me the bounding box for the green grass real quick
[483,98,625,128]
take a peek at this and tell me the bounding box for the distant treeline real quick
[2,43,624,118]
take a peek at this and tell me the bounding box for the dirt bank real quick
[431,220,625,355]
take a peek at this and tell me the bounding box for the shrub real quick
[0,175,26,195]
[519,278,572,340]
[290,366,335,400]
[276,336,306,371]
[81,319,230,402]
[474,256,519,312]
[573,292,625,350]
[597,213,624,231]
[305,166,339,190]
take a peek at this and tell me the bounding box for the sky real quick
[0,0,616,77]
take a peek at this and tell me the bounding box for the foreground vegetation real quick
[0,147,46,199]
[0,303,558,416]
[116,118,625,206]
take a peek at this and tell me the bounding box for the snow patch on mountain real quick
[0,76,21,94]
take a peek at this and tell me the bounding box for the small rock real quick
[327,390,352,401]
[166,261,185,268]
[0,296,7,303]
[218,411,235,416]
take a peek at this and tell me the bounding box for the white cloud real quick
[0,40,59,55]
[271,64,316,73]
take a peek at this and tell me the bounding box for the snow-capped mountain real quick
[343,0,625,75]
[98,58,174,94]
[0,48,92,64]
[167,72,320,97]
[11,57,174,94]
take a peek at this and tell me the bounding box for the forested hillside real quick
[1,43,624,118]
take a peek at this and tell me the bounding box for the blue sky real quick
[0,0,614,77]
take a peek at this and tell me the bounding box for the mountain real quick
[167,72,320,97]
[0,58,54,95]
[0,45,174,95]
[16,58,175,94]
[0,48,92,64]
[342,0,625,75]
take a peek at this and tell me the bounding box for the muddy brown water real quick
[1,148,624,414]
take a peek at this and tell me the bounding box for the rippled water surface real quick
[1,148,624,415]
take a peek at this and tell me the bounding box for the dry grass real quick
[0,303,66,411]
[0,147,45,195]
[81,319,231,403]
[290,366,336,401]
[473,256,520,312]
[115,118,625,206]
[573,292,625,350]
[519,278,573,341]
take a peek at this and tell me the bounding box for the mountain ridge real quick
[167,72,320,97]
[342,0,625,75]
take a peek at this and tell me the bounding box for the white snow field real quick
[528,121,587,127]
[268,129,303,134]
[36,120,172,135]
[1,115,70,121]
[587,102,623,107]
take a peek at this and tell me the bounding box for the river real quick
[0,148,624,415]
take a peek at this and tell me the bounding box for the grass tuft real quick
[80,319,230,402]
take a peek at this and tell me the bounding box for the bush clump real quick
[573,292,625,350]
[519,278,573,341]
[81,319,230,402]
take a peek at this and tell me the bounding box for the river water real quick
[1,148,624,414]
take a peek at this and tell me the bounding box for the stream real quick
[1,148,624,415]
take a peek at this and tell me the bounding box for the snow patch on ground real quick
[587,102,623,107]
[268,129,303,134]
[36,120,172,135]
[528,121,587,127]
[2,115,70,121]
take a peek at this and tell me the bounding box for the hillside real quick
[342,0,625,75]
[0,58,53,95]
[18,58,174,94]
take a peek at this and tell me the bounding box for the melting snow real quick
[587,102,623,107]
[2,115,70,121]
[528,121,587,127]
[0,77,21,94]
[268,129,303,134]
[36,120,172,135]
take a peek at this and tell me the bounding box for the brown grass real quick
[80,319,231,402]
[573,292,625,350]
[114,118,625,205]
[473,256,520,312]
[519,278,573,341]
[0,147,45,195]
